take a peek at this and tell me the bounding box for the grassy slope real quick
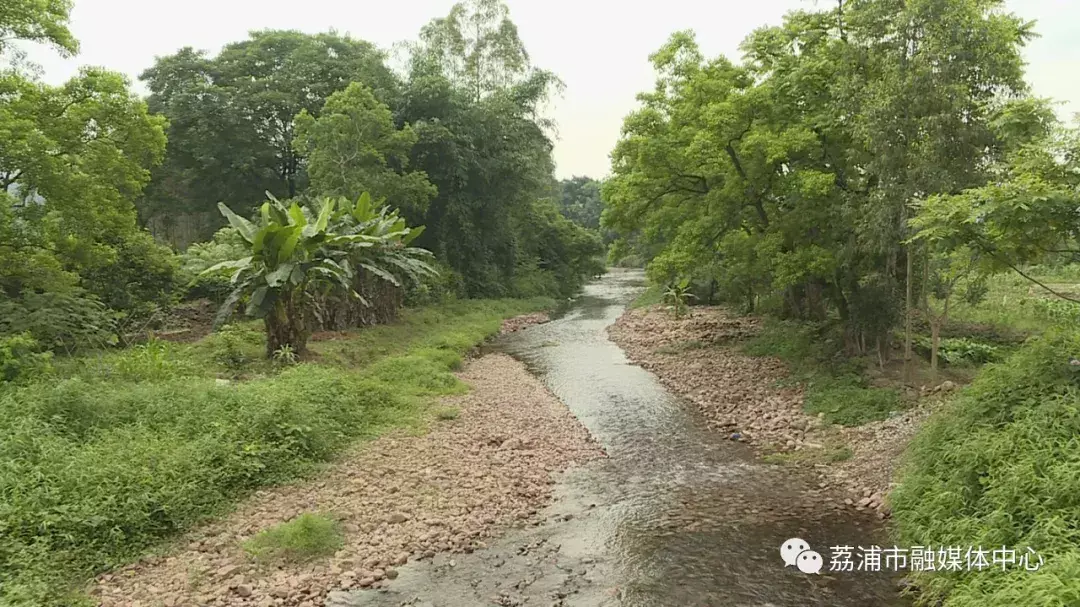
[889,329,1080,606]
[0,297,551,607]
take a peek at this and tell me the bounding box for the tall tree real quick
[293,82,436,219]
[557,176,604,230]
[139,30,398,244]
[415,0,531,102]
[0,0,78,58]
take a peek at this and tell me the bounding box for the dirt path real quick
[92,344,604,607]
[607,306,935,515]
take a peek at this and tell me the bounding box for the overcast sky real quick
[21,0,1080,180]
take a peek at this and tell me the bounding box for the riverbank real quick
[0,299,577,606]
[92,350,603,607]
[607,305,938,514]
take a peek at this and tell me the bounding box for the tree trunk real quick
[904,243,914,383]
[930,316,940,382]
[265,291,309,358]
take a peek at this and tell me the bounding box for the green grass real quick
[950,272,1080,335]
[890,328,1080,606]
[434,406,460,420]
[242,513,344,564]
[0,296,551,607]
[630,284,664,309]
[740,319,905,426]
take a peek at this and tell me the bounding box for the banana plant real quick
[663,278,696,319]
[328,192,438,290]
[203,192,435,358]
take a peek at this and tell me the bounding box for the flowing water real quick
[335,269,908,607]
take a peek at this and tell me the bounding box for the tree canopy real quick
[603,0,1034,358]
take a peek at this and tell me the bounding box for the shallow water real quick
[337,269,907,607]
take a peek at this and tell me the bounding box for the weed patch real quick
[242,513,344,564]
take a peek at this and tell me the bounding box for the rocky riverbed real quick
[607,305,941,517]
[91,315,603,607]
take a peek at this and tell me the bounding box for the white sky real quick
[21,0,1080,180]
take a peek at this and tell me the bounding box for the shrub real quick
[177,227,248,303]
[890,328,1080,605]
[0,291,120,354]
[0,333,53,383]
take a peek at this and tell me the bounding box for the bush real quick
[803,374,903,426]
[890,328,1080,606]
[0,333,53,383]
[0,291,120,354]
[207,324,263,374]
[914,336,1004,366]
[742,319,902,425]
[177,227,248,303]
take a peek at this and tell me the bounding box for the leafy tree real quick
[0,64,173,347]
[398,29,561,297]
[139,31,398,242]
[294,82,436,219]
[414,0,533,102]
[557,176,605,231]
[603,0,1032,366]
[0,0,78,58]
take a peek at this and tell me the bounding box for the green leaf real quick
[202,257,252,276]
[266,263,295,287]
[218,203,257,243]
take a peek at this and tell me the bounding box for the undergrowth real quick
[741,319,906,426]
[0,297,551,607]
[890,328,1080,606]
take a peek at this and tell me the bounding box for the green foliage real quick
[0,0,78,58]
[243,513,344,564]
[742,319,903,426]
[557,176,614,244]
[205,323,261,374]
[294,82,436,219]
[914,336,1004,366]
[178,227,249,302]
[802,375,903,427]
[139,30,399,236]
[891,329,1080,605]
[662,278,695,319]
[0,291,120,354]
[208,193,434,357]
[434,406,460,420]
[604,0,1031,350]
[0,333,53,383]
[272,345,299,366]
[0,296,548,606]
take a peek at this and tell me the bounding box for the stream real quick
[332,269,907,607]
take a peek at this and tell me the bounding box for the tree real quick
[603,0,1033,371]
[0,67,173,340]
[415,0,532,102]
[0,0,78,58]
[557,176,604,230]
[397,36,561,297]
[293,82,436,220]
[139,30,398,243]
